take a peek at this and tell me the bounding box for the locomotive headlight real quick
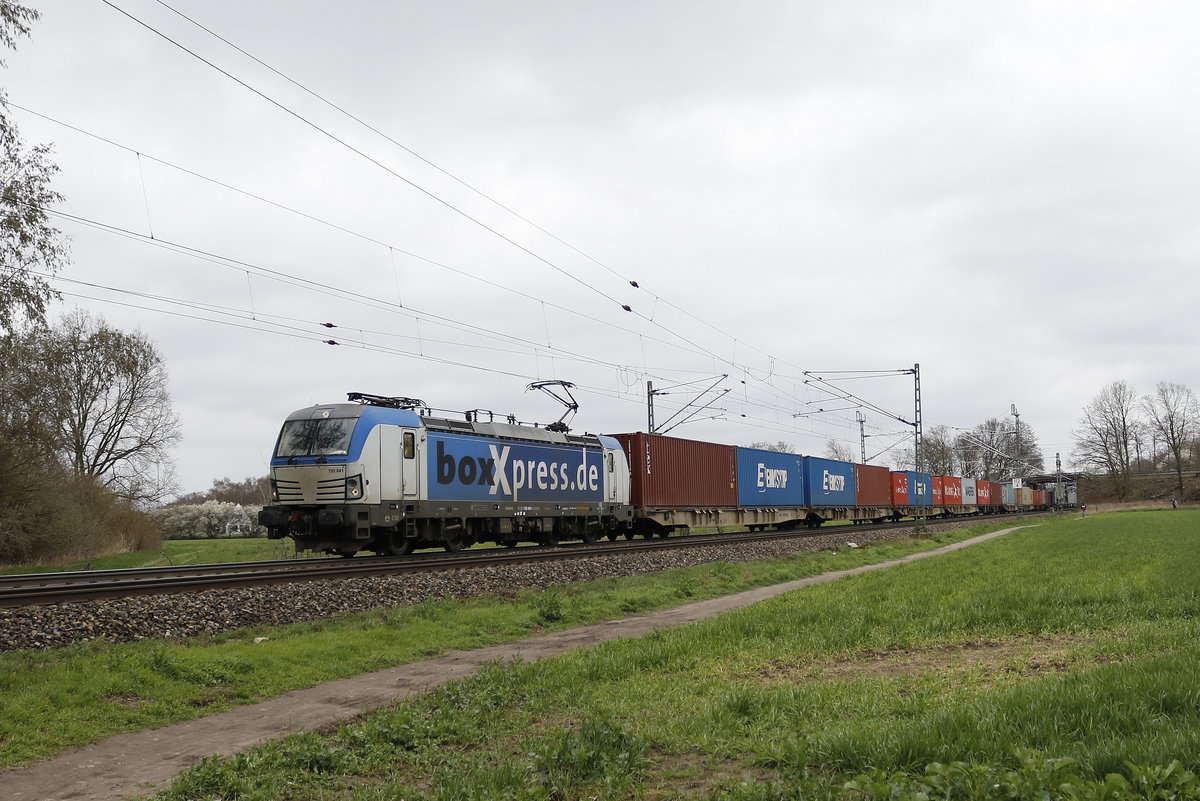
[270,479,279,501]
[346,476,362,499]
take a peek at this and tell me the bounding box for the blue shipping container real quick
[735,448,806,507]
[906,471,934,507]
[1001,482,1016,505]
[803,457,857,506]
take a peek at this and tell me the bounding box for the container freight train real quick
[258,393,1053,556]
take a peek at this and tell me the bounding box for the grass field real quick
[137,508,1200,800]
[0,521,996,769]
[0,536,304,574]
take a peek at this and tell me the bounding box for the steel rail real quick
[0,513,1045,608]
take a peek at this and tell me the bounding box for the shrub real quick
[149,501,266,540]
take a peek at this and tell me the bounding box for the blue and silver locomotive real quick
[258,393,633,555]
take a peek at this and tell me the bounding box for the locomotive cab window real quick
[275,417,356,457]
[403,431,415,459]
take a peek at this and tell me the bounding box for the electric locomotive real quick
[258,393,633,556]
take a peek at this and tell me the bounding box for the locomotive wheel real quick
[442,519,469,552]
[606,532,619,541]
[624,530,636,540]
[385,536,415,556]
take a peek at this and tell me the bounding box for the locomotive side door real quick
[604,446,630,504]
[401,429,420,499]
[378,426,403,501]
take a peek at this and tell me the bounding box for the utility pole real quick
[857,411,867,464]
[646,377,725,435]
[1010,403,1021,480]
[1056,452,1064,508]
[913,363,923,472]
[647,381,655,433]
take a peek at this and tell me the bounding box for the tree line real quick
[1073,380,1197,502]
[758,413,1047,482]
[0,3,179,562]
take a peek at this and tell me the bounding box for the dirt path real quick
[4,526,1025,801]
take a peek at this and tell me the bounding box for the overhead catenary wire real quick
[150,0,638,292]
[143,0,804,378]
[55,282,837,449]
[10,95,919,438]
[33,202,642,371]
[59,282,895,456]
[99,0,636,314]
[22,9,928,445]
[30,190,891,433]
[6,101,715,368]
[94,0,888,401]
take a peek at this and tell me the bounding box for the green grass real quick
[140,508,1200,800]
[0,536,306,574]
[0,522,1000,769]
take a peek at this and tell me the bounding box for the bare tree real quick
[0,325,63,511]
[823,438,857,462]
[1073,380,1140,501]
[0,2,68,333]
[1011,417,1045,477]
[954,416,1043,480]
[1143,381,1198,501]
[956,418,1007,480]
[749,440,795,453]
[173,476,272,508]
[1128,420,1150,472]
[890,449,914,471]
[921,425,958,475]
[28,310,181,506]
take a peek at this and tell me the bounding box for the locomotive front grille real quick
[274,470,348,504]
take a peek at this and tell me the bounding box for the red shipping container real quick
[977,481,993,505]
[855,463,892,506]
[609,432,737,507]
[942,476,962,505]
[890,472,909,505]
[931,475,944,506]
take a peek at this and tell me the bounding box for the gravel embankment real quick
[0,523,974,652]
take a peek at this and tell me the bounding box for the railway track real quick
[0,516,1040,608]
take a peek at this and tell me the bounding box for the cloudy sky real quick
[7,0,1198,494]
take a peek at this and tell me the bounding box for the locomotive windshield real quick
[275,417,357,458]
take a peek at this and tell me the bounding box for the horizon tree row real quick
[1073,380,1198,502]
